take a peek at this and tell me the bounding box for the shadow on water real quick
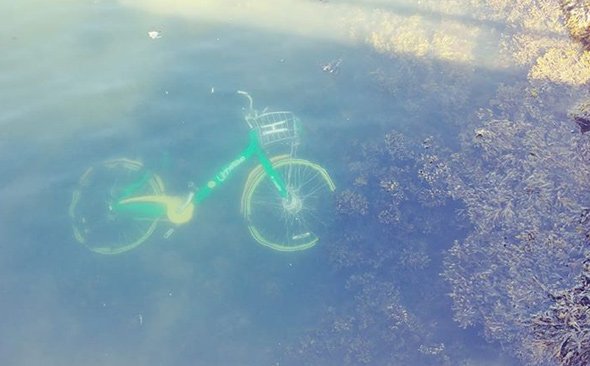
[0,1,541,365]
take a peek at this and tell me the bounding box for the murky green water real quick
[1,0,552,365]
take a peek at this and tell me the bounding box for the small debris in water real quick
[148,30,162,39]
[321,58,342,74]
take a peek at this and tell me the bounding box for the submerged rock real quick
[570,100,590,133]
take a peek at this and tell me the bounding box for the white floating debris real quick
[321,58,342,74]
[148,30,162,39]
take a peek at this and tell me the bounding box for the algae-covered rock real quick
[561,0,590,50]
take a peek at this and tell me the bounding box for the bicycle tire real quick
[69,158,165,254]
[241,155,336,251]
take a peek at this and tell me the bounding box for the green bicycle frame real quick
[112,128,289,219]
[194,129,288,203]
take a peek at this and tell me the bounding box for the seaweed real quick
[282,1,590,364]
[442,77,590,364]
[523,260,590,365]
[281,130,476,365]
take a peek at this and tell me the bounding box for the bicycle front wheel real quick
[241,155,336,251]
[69,158,165,255]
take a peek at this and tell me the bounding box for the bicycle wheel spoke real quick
[70,159,163,254]
[242,157,335,251]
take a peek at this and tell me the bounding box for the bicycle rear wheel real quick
[241,155,336,251]
[69,158,165,255]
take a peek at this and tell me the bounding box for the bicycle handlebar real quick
[208,88,257,129]
[237,90,256,128]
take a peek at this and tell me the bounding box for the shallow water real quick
[0,1,527,365]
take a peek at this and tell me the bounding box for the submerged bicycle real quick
[69,91,336,255]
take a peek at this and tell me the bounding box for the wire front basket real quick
[250,111,300,148]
